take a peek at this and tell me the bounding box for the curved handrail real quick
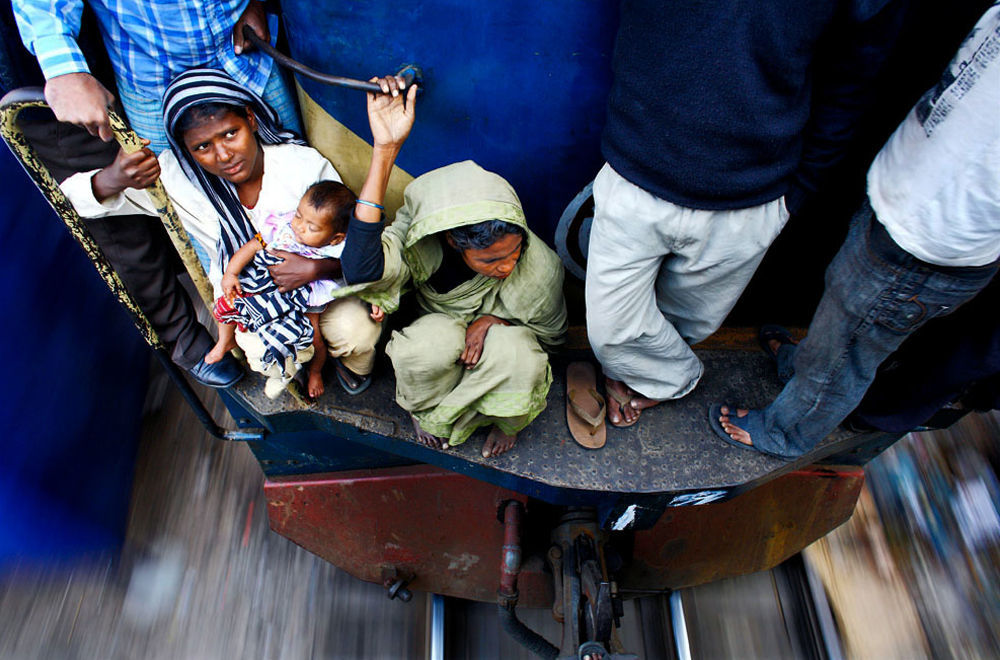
[242,26,422,94]
[0,88,165,349]
[0,88,214,308]
[0,88,251,440]
[105,108,215,308]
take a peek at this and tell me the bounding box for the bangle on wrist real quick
[356,199,385,210]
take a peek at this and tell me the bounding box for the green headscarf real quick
[341,161,567,347]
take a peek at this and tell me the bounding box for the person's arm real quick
[90,140,161,201]
[232,0,269,55]
[340,75,418,284]
[271,76,416,290]
[267,251,343,291]
[222,239,264,300]
[355,76,417,224]
[13,0,116,141]
[340,217,385,284]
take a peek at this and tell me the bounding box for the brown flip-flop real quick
[566,362,607,449]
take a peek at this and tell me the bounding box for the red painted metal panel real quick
[625,467,866,589]
[265,464,864,605]
[264,465,552,605]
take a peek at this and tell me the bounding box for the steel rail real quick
[429,594,445,660]
[669,591,692,660]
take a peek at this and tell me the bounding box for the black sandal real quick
[757,324,797,364]
[333,358,373,395]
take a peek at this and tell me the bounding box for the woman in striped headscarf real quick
[61,68,408,395]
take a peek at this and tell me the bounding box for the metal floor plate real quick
[228,346,885,499]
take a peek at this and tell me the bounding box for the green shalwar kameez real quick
[343,161,567,445]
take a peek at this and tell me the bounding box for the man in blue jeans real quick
[710,4,1000,460]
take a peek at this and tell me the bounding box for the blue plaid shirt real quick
[14,0,274,101]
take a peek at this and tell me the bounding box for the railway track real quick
[0,356,843,659]
[433,553,840,659]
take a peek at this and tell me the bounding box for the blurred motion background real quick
[2,123,998,656]
[2,0,998,655]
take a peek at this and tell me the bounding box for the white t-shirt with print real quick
[868,5,1000,267]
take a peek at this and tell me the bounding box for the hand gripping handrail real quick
[242,26,423,95]
[0,88,165,349]
[105,107,215,307]
[0,88,257,441]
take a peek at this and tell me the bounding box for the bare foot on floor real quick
[411,415,449,450]
[718,405,753,446]
[605,378,661,427]
[307,371,324,398]
[205,337,236,364]
[482,426,516,458]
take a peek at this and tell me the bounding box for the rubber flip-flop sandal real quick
[707,404,791,460]
[707,403,760,451]
[605,383,639,428]
[758,325,797,363]
[334,357,372,395]
[566,362,607,449]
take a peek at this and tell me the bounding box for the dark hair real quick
[447,219,526,252]
[174,102,249,140]
[304,180,357,234]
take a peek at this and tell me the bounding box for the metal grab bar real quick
[105,109,215,308]
[241,26,422,95]
[0,88,248,441]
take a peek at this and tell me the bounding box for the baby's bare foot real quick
[308,372,325,398]
[205,339,234,365]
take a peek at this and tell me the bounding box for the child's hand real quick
[222,272,243,302]
[369,304,385,323]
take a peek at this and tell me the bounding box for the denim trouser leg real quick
[775,344,796,384]
[755,204,998,458]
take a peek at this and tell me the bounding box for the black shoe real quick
[187,353,243,388]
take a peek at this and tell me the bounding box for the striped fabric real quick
[163,68,312,374]
[13,1,273,101]
[232,260,314,370]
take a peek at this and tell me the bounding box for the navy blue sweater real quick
[602,0,901,213]
[341,214,385,285]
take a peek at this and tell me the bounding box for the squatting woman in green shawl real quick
[343,155,567,457]
[385,161,567,457]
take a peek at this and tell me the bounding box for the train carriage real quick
[4,1,979,656]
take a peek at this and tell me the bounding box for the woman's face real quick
[181,107,263,185]
[453,232,524,279]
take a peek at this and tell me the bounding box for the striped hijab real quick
[162,69,313,373]
[162,68,305,265]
